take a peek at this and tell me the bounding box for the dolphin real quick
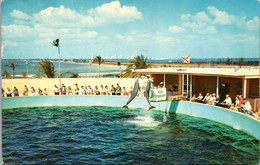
[144,79,156,110]
[123,78,140,109]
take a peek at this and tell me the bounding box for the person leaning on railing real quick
[220,94,232,108]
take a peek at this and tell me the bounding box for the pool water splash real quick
[126,115,162,127]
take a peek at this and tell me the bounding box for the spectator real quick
[80,86,87,95]
[191,94,197,102]
[31,87,36,96]
[167,88,173,97]
[111,85,116,95]
[13,87,19,97]
[5,87,12,97]
[60,84,67,95]
[115,83,122,95]
[94,86,100,95]
[139,86,145,97]
[237,95,244,112]
[88,85,93,95]
[100,85,106,95]
[23,85,28,96]
[43,88,48,96]
[129,86,134,96]
[67,86,73,95]
[221,94,232,108]
[215,95,221,106]
[203,93,210,104]
[105,85,110,95]
[2,88,5,97]
[74,84,79,95]
[234,96,240,111]
[53,85,59,95]
[209,93,216,105]
[85,86,88,94]
[37,88,43,96]
[242,98,252,115]
[122,87,128,96]
[197,93,203,102]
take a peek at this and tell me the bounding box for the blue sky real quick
[1,0,259,59]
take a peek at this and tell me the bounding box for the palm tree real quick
[63,72,79,78]
[92,56,102,77]
[34,59,56,78]
[121,55,151,78]
[2,70,11,78]
[5,61,19,79]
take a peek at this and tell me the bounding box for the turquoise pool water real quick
[2,106,259,164]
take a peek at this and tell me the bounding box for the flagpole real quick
[58,43,61,88]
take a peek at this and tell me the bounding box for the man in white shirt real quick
[221,94,232,108]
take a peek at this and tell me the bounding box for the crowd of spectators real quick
[2,83,147,98]
[186,92,258,119]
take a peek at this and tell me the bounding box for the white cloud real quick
[12,1,142,28]
[245,16,259,30]
[10,10,33,20]
[168,25,186,33]
[181,12,211,23]
[154,36,180,42]
[115,34,134,41]
[207,6,236,25]
[88,1,143,24]
[182,22,217,34]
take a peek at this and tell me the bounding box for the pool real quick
[2,106,259,164]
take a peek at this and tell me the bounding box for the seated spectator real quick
[13,87,19,97]
[203,93,211,104]
[111,85,116,95]
[105,85,110,95]
[31,87,36,96]
[80,86,87,95]
[167,88,173,97]
[234,96,240,111]
[242,98,253,115]
[37,88,43,96]
[209,93,216,105]
[100,85,106,95]
[23,85,28,96]
[122,87,128,96]
[220,94,232,108]
[85,86,88,94]
[5,87,12,97]
[60,84,67,95]
[94,86,100,95]
[74,84,79,95]
[191,94,197,102]
[215,95,221,106]
[237,95,244,112]
[67,86,73,95]
[88,85,93,95]
[53,85,60,95]
[43,88,48,96]
[197,93,203,102]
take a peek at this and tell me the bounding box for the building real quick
[133,67,259,110]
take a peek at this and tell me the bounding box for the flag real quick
[52,39,59,47]
[182,55,190,63]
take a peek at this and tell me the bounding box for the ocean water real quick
[2,106,259,164]
[1,60,125,75]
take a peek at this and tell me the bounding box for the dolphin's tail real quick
[148,106,155,110]
[123,105,128,109]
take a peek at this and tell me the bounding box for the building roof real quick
[133,67,260,79]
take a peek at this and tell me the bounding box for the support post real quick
[163,74,166,87]
[182,74,184,95]
[243,78,247,98]
[186,74,189,96]
[216,76,219,98]
[190,75,192,101]
[58,44,61,88]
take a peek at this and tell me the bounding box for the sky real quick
[1,0,259,59]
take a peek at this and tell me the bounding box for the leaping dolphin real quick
[144,79,156,110]
[123,78,140,109]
